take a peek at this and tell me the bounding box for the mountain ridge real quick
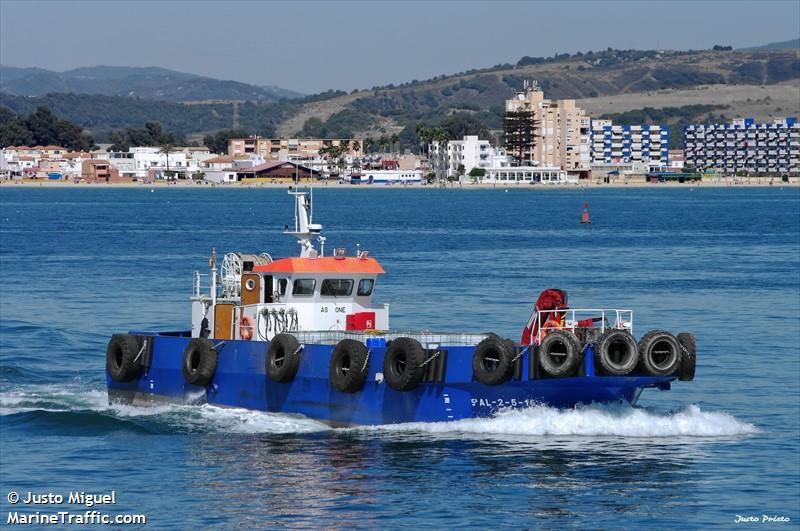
[0,65,303,102]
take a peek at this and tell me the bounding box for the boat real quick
[347,170,422,185]
[105,188,696,426]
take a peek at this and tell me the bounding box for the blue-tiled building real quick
[590,120,669,166]
[684,118,800,175]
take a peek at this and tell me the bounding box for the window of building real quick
[321,279,353,296]
[292,279,316,296]
[357,279,374,296]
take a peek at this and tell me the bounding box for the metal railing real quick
[192,271,216,299]
[292,330,492,348]
[534,308,633,344]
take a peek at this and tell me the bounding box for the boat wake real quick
[1,383,757,438]
[362,402,758,439]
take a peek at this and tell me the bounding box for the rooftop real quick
[254,257,385,275]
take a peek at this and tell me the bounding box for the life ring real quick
[240,315,254,341]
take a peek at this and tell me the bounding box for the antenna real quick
[285,188,324,258]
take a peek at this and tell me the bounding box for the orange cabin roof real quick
[254,256,385,275]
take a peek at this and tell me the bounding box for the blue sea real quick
[1,185,798,529]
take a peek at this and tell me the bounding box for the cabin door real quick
[214,303,235,340]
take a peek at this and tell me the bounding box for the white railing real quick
[534,308,633,344]
[192,271,211,298]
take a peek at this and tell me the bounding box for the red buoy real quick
[581,203,591,224]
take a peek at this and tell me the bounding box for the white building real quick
[429,136,501,181]
[482,166,572,184]
[103,147,215,180]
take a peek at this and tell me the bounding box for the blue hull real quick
[107,332,675,426]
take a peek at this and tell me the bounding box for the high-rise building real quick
[590,120,669,167]
[684,118,799,175]
[503,82,591,175]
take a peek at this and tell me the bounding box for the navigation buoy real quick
[581,203,591,224]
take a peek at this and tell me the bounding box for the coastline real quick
[1,178,797,190]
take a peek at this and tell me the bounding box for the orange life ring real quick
[240,315,254,341]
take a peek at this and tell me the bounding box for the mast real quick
[285,188,325,257]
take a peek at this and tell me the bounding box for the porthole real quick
[245,279,256,291]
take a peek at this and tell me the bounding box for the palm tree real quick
[390,133,400,155]
[378,136,388,154]
[364,137,374,155]
[159,144,174,180]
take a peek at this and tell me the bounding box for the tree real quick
[468,167,486,183]
[503,110,537,165]
[202,128,251,154]
[377,135,388,153]
[440,113,489,140]
[159,144,174,179]
[390,133,400,154]
[0,106,95,150]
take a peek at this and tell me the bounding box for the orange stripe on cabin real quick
[254,257,385,275]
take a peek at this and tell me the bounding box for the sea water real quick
[0,186,798,528]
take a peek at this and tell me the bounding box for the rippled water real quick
[1,186,798,528]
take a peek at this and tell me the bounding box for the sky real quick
[1,0,798,94]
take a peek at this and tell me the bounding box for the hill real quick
[1,47,798,148]
[744,38,800,50]
[275,48,800,143]
[0,65,302,102]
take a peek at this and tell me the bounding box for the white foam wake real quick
[1,383,757,438]
[0,384,330,434]
[365,402,758,438]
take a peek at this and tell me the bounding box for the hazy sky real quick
[1,0,798,94]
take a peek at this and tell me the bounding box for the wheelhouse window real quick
[292,279,315,296]
[321,279,353,296]
[357,278,374,296]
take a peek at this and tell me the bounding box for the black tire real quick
[182,338,218,386]
[638,330,681,376]
[472,336,513,386]
[383,337,425,391]
[106,334,142,382]
[266,333,302,383]
[595,329,638,376]
[329,339,369,393]
[538,330,582,377]
[677,332,696,381]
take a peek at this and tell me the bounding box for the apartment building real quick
[429,135,495,180]
[102,146,215,179]
[684,117,800,175]
[503,83,591,175]
[228,138,362,161]
[590,120,669,167]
